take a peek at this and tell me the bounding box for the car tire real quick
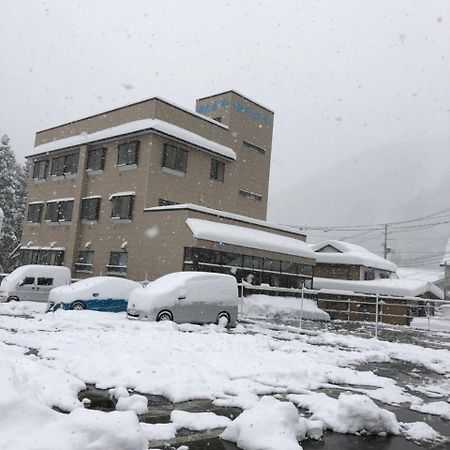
[6,296,19,302]
[71,302,86,311]
[217,312,230,328]
[156,310,173,322]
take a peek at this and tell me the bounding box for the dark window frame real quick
[239,190,262,202]
[162,144,188,173]
[27,203,44,223]
[32,160,48,180]
[110,195,134,220]
[81,197,101,221]
[86,147,106,171]
[243,140,266,154]
[158,199,179,207]
[210,159,225,182]
[75,250,94,273]
[45,200,74,222]
[106,251,128,276]
[51,153,79,176]
[117,141,139,166]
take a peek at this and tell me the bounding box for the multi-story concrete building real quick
[19,91,315,287]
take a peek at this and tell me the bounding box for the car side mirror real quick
[93,293,99,297]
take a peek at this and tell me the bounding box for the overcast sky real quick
[1,0,449,265]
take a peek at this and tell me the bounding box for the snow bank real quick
[411,317,450,333]
[287,392,400,435]
[0,343,147,450]
[170,410,231,431]
[242,294,330,322]
[186,218,314,259]
[410,401,450,420]
[220,396,322,450]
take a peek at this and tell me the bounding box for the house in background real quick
[310,240,397,281]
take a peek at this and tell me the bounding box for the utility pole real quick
[383,224,388,259]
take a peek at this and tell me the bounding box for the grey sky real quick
[1,0,449,266]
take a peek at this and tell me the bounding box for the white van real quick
[127,272,239,327]
[0,265,71,303]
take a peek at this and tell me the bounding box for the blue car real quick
[48,277,140,312]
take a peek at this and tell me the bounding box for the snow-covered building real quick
[19,91,315,287]
[310,240,397,281]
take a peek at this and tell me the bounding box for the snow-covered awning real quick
[20,245,66,251]
[310,240,397,272]
[109,191,135,200]
[82,195,102,200]
[314,277,444,300]
[29,119,236,161]
[46,197,75,203]
[185,218,315,260]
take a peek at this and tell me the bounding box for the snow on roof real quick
[396,267,444,283]
[82,195,102,200]
[441,237,450,265]
[46,197,75,203]
[310,240,397,272]
[145,203,306,236]
[186,218,315,259]
[314,277,444,300]
[109,191,135,199]
[29,119,236,161]
[28,201,44,205]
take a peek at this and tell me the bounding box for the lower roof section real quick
[314,277,444,300]
[144,203,306,238]
[186,218,314,260]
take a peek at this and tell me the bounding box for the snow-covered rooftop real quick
[396,267,444,283]
[145,203,306,236]
[29,119,236,161]
[310,240,397,272]
[314,277,444,299]
[186,218,315,259]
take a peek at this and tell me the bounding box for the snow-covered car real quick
[48,276,141,312]
[127,271,239,327]
[0,265,71,303]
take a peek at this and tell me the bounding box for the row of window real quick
[32,142,226,183]
[75,250,128,275]
[183,247,313,289]
[27,195,134,224]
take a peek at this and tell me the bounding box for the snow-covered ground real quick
[0,301,449,449]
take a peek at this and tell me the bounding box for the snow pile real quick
[220,396,322,450]
[116,394,149,414]
[411,315,450,333]
[140,422,177,441]
[0,343,147,450]
[410,401,450,420]
[186,218,314,259]
[242,294,330,322]
[401,422,444,443]
[170,410,231,431]
[287,392,400,435]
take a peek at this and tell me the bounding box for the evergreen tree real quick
[0,135,27,272]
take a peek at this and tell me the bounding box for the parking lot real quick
[0,302,449,449]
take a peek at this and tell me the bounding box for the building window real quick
[107,252,128,276]
[45,200,74,223]
[210,159,225,182]
[20,249,64,266]
[243,141,266,154]
[239,190,262,202]
[162,144,187,173]
[27,203,44,223]
[111,195,134,220]
[86,148,106,171]
[51,153,79,176]
[117,141,139,166]
[81,197,101,221]
[75,250,94,273]
[32,160,48,180]
[158,199,179,207]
